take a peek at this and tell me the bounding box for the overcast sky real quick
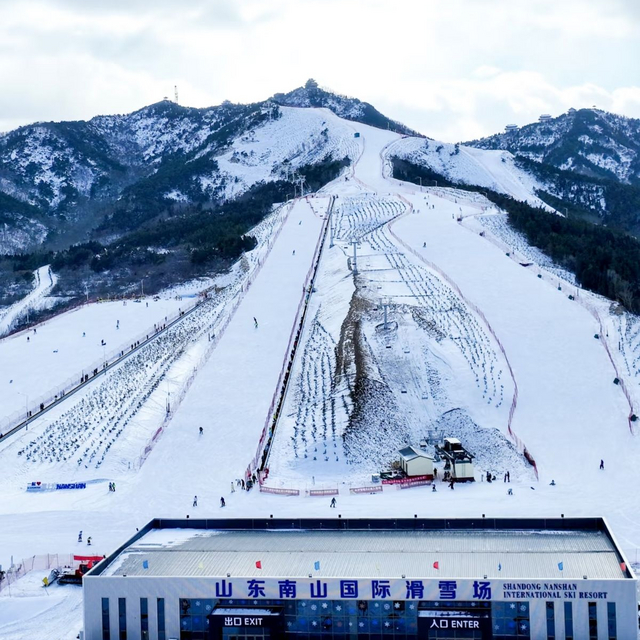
[0,0,638,141]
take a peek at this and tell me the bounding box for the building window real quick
[546,601,555,639]
[101,598,110,640]
[588,601,598,639]
[564,601,573,640]
[140,598,148,639]
[492,600,530,638]
[118,597,127,640]
[157,598,166,640]
[607,602,617,639]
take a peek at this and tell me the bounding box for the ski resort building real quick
[83,517,636,640]
[398,445,434,477]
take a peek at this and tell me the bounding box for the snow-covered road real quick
[0,265,57,338]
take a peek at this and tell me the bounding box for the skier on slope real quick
[193,496,198,507]
[330,497,337,508]
[199,426,203,435]
[78,531,83,543]
[253,317,258,329]
[220,497,226,508]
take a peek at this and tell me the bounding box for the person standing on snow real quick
[253,317,258,329]
[600,459,605,470]
[78,531,83,543]
[330,497,336,508]
[199,426,203,435]
[87,537,92,546]
[220,497,226,508]
[193,496,198,507]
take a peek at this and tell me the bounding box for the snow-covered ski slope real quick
[0,295,187,423]
[214,106,360,201]
[2,108,640,639]
[389,136,550,208]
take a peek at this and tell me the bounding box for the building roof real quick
[398,445,432,461]
[90,518,632,581]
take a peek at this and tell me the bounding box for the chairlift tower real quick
[380,297,391,330]
[296,176,306,198]
[351,239,359,275]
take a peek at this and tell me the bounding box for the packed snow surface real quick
[1,108,640,639]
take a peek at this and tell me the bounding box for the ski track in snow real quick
[1,108,640,637]
[0,265,57,338]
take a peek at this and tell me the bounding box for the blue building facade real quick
[83,517,636,640]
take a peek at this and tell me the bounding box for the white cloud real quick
[0,0,637,140]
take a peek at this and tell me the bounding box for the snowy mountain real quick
[271,79,421,137]
[0,81,420,255]
[0,101,278,237]
[468,108,640,184]
[459,110,640,234]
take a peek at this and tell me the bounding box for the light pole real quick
[417,177,422,190]
[18,391,29,429]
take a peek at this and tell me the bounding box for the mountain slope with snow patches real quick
[468,108,640,184]
[0,101,355,252]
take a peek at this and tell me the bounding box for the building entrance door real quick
[208,607,283,639]
[418,607,491,639]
